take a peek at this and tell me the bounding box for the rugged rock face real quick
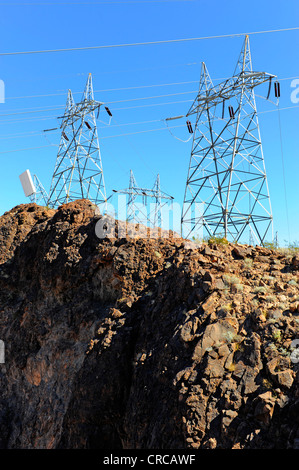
[0,199,298,449]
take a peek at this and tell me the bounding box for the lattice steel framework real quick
[29,174,48,205]
[47,74,107,208]
[113,170,173,227]
[181,36,275,245]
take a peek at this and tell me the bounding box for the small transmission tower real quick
[30,174,48,205]
[181,36,275,245]
[47,74,107,208]
[113,170,173,227]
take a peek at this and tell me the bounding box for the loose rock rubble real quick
[0,199,298,449]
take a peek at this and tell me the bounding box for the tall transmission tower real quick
[181,35,276,245]
[113,170,173,227]
[47,74,107,208]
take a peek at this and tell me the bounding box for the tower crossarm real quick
[187,71,275,116]
[114,187,173,200]
[76,100,103,114]
[58,101,103,126]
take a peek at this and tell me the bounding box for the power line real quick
[0,101,298,127]
[1,27,299,56]
[0,99,195,123]
[0,106,64,117]
[0,144,55,154]
[0,117,182,139]
[277,104,291,245]
[4,75,299,102]
[0,114,64,124]
[0,119,164,139]
[5,80,199,100]
[1,104,298,148]
[258,104,299,115]
[0,90,198,116]
[0,0,197,4]
[99,105,299,138]
[106,90,196,104]
[0,131,46,140]
[1,81,298,115]
[4,61,200,88]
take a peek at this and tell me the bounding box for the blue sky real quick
[0,0,298,245]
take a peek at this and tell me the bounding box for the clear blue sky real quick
[0,0,298,245]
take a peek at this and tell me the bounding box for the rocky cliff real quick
[0,199,298,449]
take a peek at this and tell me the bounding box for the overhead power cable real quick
[0,0,198,4]
[1,78,298,115]
[0,99,195,123]
[2,104,299,137]
[0,144,55,154]
[1,27,298,56]
[0,105,298,149]
[0,92,196,117]
[277,105,291,245]
[0,102,298,127]
[0,106,64,117]
[4,76,298,102]
[6,80,199,100]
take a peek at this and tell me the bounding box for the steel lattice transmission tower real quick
[181,35,275,245]
[47,74,107,208]
[30,174,48,205]
[113,170,173,227]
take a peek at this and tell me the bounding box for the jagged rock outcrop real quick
[0,199,298,449]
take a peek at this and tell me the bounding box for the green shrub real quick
[223,274,241,286]
[272,329,282,342]
[263,241,278,250]
[265,295,276,303]
[208,236,229,245]
[253,286,269,294]
[243,258,253,269]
